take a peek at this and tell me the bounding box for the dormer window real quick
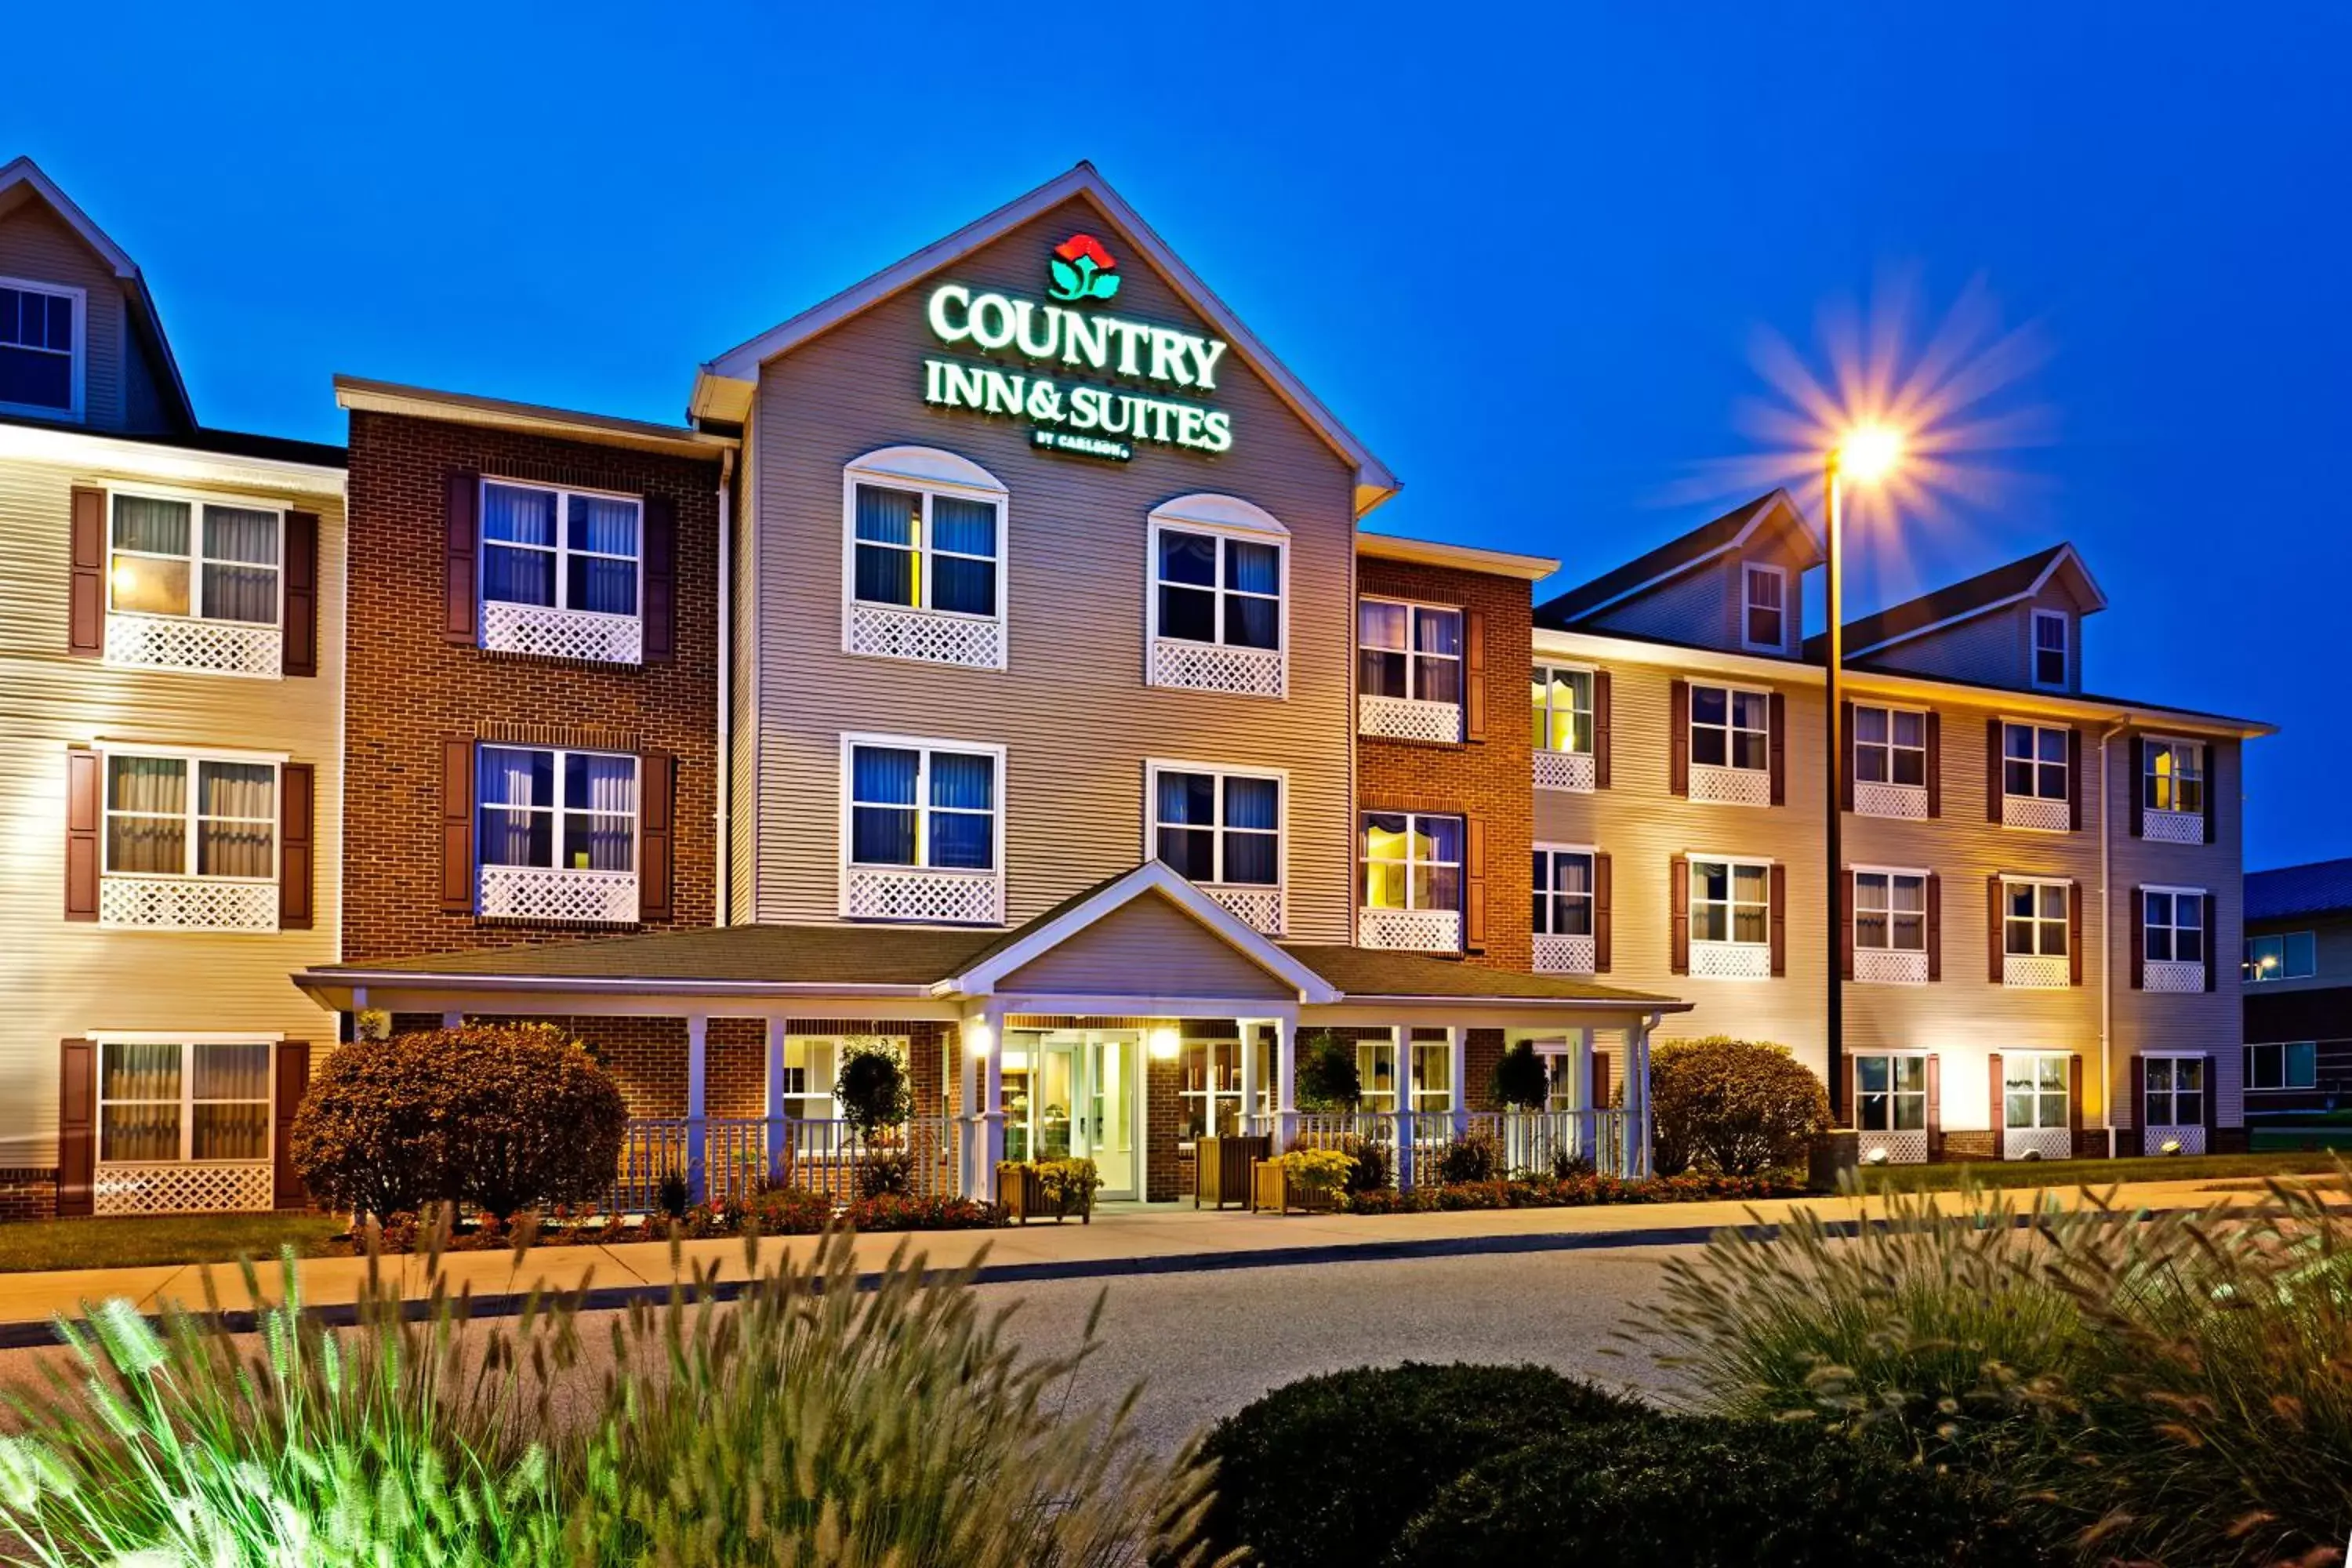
[1742,563,1787,652]
[2032,609,2069,688]
[0,278,80,418]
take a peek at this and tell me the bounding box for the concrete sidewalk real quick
[0,1176,2274,1348]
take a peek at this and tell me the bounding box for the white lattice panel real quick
[105,612,281,677]
[1359,695,1462,744]
[1359,907,1461,952]
[1203,884,1284,935]
[2003,796,2071,832]
[95,1162,274,1215]
[1855,781,1928,819]
[844,866,1003,924]
[1534,750,1595,792]
[478,865,639,923]
[848,603,1004,670]
[100,876,278,932]
[1859,1131,1929,1165]
[1149,637,1283,698]
[2143,810,2204,844]
[2144,959,2205,994]
[1690,764,1772,807]
[1690,941,1771,979]
[2142,1124,2207,1156]
[1534,934,1596,975]
[1855,948,1929,985]
[2004,1127,2074,1162]
[2003,954,2071,989]
[481,601,643,663]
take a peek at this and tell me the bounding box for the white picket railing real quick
[1255,1108,1636,1185]
[607,1116,963,1212]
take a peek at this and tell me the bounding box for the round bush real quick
[1196,1363,1652,1568]
[833,1040,912,1140]
[1650,1036,1828,1176]
[1490,1040,1550,1111]
[1389,1417,2049,1566]
[1295,1030,1362,1110]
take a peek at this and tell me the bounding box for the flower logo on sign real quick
[1047,234,1121,303]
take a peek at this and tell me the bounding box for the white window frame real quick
[1144,494,1289,699]
[1143,759,1287,891]
[1178,1035,1263,1140]
[2247,1041,2318,1092]
[1359,596,1464,705]
[2143,737,2205,817]
[1853,1051,1929,1134]
[1853,866,1929,953]
[1361,811,1465,913]
[2142,1053,2207,1128]
[1410,1036,1454,1115]
[1690,682,1773,775]
[840,735,1006,876]
[2245,931,2317,983]
[2003,877,2071,959]
[93,1033,278,1167]
[1147,514,1289,649]
[479,477,645,619]
[840,447,1011,670]
[0,274,85,420]
[1852,703,1929,790]
[98,746,281,884]
[2142,884,2207,966]
[1533,844,1597,937]
[2031,608,2070,689]
[1531,662,1595,755]
[1741,562,1788,652]
[2002,1050,2073,1132]
[2001,720,2071,804]
[1690,854,1773,948]
[476,746,641,874]
[105,484,288,630]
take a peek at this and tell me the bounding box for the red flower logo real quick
[1048,234,1121,302]
[1054,233,1116,270]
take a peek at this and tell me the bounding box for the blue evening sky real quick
[5,3,2343,868]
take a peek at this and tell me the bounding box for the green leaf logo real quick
[1090,271,1120,300]
[1048,234,1120,305]
[1048,257,1082,299]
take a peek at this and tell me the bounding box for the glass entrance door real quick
[1005,1031,1139,1199]
[1084,1035,1137,1198]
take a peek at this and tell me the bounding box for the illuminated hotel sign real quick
[922,234,1233,462]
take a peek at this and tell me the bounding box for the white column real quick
[1572,1026,1597,1166]
[1394,1022,1417,1190]
[981,1005,1006,1196]
[1448,1026,1468,1139]
[1237,1021,1260,1137]
[764,1018,789,1185]
[685,1014,709,1200]
[1274,1015,1298,1151]
[958,1013,985,1199]
[1632,1018,1657,1178]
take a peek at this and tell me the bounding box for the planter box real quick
[1250,1160,1339,1215]
[1195,1134,1272,1210]
[995,1162,1094,1224]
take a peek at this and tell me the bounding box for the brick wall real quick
[343,410,724,962]
[0,1169,57,1222]
[1146,1057,1181,1200]
[1358,559,1536,971]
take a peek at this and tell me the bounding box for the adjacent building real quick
[2241,858,2352,1115]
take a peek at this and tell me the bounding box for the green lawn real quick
[1853,1151,2343,1196]
[0,1212,346,1274]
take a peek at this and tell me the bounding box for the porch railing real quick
[608,1115,963,1213]
[1254,1108,1635,1187]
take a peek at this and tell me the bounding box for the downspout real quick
[714,448,736,927]
[2098,717,2129,1157]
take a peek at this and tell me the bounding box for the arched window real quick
[1145,493,1287,699]
[841,446,1008,670]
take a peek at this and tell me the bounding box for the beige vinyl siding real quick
[999,894,1294,999]
[0,451,345,1168]
[747,196,1357,940]
[727,407,759,923]
[0,201,129,431]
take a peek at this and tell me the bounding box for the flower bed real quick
[357,1188,1006,1253]
[1341,1171,1803,1214]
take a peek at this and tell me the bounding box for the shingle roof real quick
[1279,946,1675,1005]
[2247,860,2352,924]
[1803,544,2090,660]
[1536,492,1807,628]
[0,412,346,468]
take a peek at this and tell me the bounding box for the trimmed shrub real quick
[1389,1418,2049,1566]
[833,1038,913,1141]
[853,1148,916,1200]
[1490,1040,1550,1112]
[1649,1036,1826,1175]
[1196,1363,1648,1567]
[1295,1030,1361,1110]
[1341,1136,1391,1195]
[1435,1130,1503,1185]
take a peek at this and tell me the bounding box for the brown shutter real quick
[1987,875,2005,984]
[440,738,476,913]
[2067,1054,2084,1146]
[1925,1054,1943,1160]
[2128,1054,2145,1134]
[1592,671,1613,789]
[2068,728,2085,832]
[1463,610,1488,742]
[278,762,314,931]
[2129,886,2145,989]
[643,492,677,664]
[69,486,105,657]
[65,750,101,920]
[444,469,481,644]
[1461,815,1487,952]
[273,1041,312,1210]
[2069,884,2085,987]
[2128,735,2146,838]
[1768,691,1788,805]
[1769,862,1788,977]
[638,750,677,924]
[2203,893,2218,992]
[1838,699,1855,812]
[1669,853,1690,975]
[57,1039,95,1218]
[1926,873,1943,982]
[1925,711,1943,818]
[1592,1051,1612,1111]
[1669,680,1690,795]
[1987,1052,2005,1138]
[1986,719,2004,823]
[2201,744,2217,845]
[1592,851,1613,973]
[282,510,320,677]
[1839,869,1855,980]
[2200,1054,2218,1133]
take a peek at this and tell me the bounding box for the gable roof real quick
[2247,859,2352,924]
[1535,490,1820,627]
[691,162,1399,517]
[1813,543,2108,661]
[0,157,195,429]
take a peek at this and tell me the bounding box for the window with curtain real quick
[1530,665,1594,753]
[1178,1038,1250,1139]
[1359,599,1461,703]
[2002,723,2070,801]
[477,746,637,872]
[2004,880,2070,957]
[1533,848,1594,936]
[108,493,282,624]
[2004,1054,2071,1131]
[1152,768,1280,886]
[1742,564,1786,648]
[1156,528,1282,649]
[1362,812,1464,912]
[2143,740,2205,815]
[852,482,1000,618]
[1411,1040,1452,1112]
[102,753,277,879]
[99,1040,272,1164]
[1355,1038,1397,1113]
[848,744,997,869]
[2032,610,2070,687]
[0,280,76,412]
[1853,706,1927,786]
[481,481,641,617]
[1854,870,1928,952]
[2143,888,2206,964]
[1691,858,1771,945]
[2144,1057,2205,1127]
[1856,1054,1927,1133]
[1691,684,1770,771]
